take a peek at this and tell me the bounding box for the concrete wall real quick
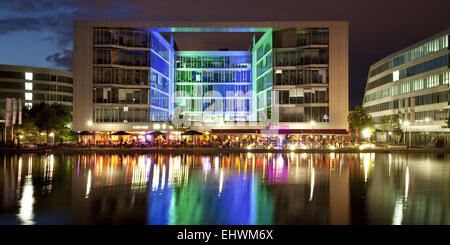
[73,22,93,131]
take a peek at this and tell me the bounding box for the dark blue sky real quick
[1,0,449,108]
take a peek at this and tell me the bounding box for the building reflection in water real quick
[18,156,34,225]
[1,152,450,224]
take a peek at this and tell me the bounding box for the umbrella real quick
[78,131,95,135]
[181,130,203,136]
[111,131,131,136]
[149,131,166,137]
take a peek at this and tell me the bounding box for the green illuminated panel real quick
[252,30,273,121]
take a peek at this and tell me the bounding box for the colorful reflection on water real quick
[1,153,450,225]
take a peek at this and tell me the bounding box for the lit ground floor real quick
[374,131,450,147]
[77,127,349,150]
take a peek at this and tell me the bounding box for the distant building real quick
[362,28,450,146]
[0,64,73,119]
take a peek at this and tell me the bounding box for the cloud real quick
[0,17,43,34]
[46,49,73,70]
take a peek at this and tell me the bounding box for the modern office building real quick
[362,28,450,146]
[0,64,73,118]
[73,21,348,135]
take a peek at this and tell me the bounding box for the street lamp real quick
[49,132,55,144]
[87,120,93,150]
[403,121,410,147]
[310,120,316,148]
[362,128,373,148]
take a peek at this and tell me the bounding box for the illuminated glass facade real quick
[362,29,450,146]
[175,51,252,122]
[92,28,174,123]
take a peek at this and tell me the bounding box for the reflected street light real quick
[87,120,92,150]
[310,120,316,148]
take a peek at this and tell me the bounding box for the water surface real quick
[1,152,449,225]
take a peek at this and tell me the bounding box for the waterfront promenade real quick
[1,145,449,154]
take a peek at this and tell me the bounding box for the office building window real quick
[25,82,33,90]
[25,92,32,100]
[25,72,33,80]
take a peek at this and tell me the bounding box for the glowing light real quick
[25,92,32,100]
[392,198,404,225]
[309,167,315,202]
[43,155,54,192]
[247,145,252,150]
[25,72,33,80]
[202,157,211,173]
[214,156,219,175]
[362,128,372,138]
[25,82,33,90]
[393,70,399,81]
[18,157,22,183]
[87,120,93,127]
[362,153,371,183]
[359,143,375,150]
[329,145,336,150]
[85,169,91,199]
[218,169,224,196]
[161,165,166,190]
[388,154,392,176]
[405,166,409,200]
[309,120,316,126]
[132,156,150,190]
[18,175,35,225]
[289,144,296,151]
[152,164,160,191]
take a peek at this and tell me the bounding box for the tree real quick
[18,121,46,144]
[24,103,75,143]
[380,115,391,145]
[390,114,403,144]
[347,106,374,145]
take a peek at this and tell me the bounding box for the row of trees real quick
[347,106,404,144]
[18,103,76,144]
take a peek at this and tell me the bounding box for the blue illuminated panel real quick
[149,31,174,122]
